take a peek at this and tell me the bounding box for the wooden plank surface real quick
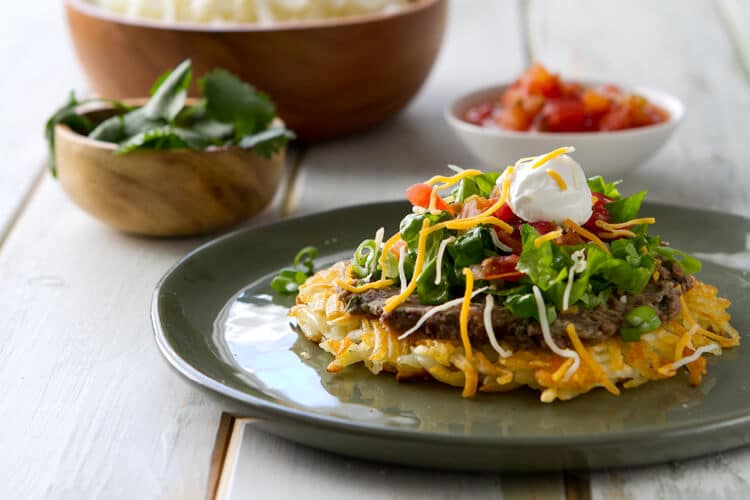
[0,178,219,499]
[220,419,564,500]
[0,0,84,240]
[529,0,750,498]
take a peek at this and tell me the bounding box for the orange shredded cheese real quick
[336,278,395,293]
[566,324,621,395]
[606,217,656,229]
[459,268,475,362]
[564,218,609,253]
[546,169,568,190]
[534,229,563,248]
[551,358,574,382]
[595,220,636,239]
[378,233,402,279]
[531,146,574,169]
[674,325,697,361]
[680,295,736,347]
[425,169,483,187]
[383,218,431,313]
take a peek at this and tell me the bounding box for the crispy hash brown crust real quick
[290,263,740,402]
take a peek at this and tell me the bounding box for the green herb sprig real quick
[45,59,294,176]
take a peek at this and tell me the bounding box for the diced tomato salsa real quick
[463,64,669,133]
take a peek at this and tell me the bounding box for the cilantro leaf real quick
[115,126,210,155]
[201,69,275,137]
[91,59,193,142]
[44,92,129,176]
[142,59,193,121]
[239,127,295,159]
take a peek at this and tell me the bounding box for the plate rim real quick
[151,200,750,449]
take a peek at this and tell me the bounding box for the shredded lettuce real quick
[606,191,647,223]
[587,176,622,199]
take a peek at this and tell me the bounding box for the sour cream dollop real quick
[498,150,592,225]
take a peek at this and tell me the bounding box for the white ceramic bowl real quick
[445,82,684,178]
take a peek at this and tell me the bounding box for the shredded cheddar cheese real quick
[534,229,563,248]
[606,217,656,229]
[336,278,395,293]
[566,324,620,395]
[564,218,609,253]
[459,268,475,362]
[546,169,568,190]
[425,169,483,187]
[594,220,636,239]
[531,146,575,169]
[378,233,402,280]
[383,218,431,313]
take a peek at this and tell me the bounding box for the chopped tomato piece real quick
[530,221,555,234]
[460,196,495,219]
[405,183,453,215]
[494,227,523,255]
[480,255,523,282]
[534,98,586,132]
[464,101,494,125]
[492,202,521,225]
[461,64,668,132]
[584,192,611,230]
[557,230,585,246]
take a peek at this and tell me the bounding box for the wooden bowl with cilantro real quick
[47,60,293,237]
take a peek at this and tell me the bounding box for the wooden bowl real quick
[64,0,446,141]
[54,105,285,237]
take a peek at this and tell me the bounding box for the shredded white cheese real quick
[670,343,721,371]
[91,0,412,24]
[532,285,580,380]
[489,227,513,252]
[562,249,587,311]
[434,237,456,285]
[447,164,465,173]
[398,246,408,294]
[398,287,489,340]
[483,295,513,358]
[374,227,385,250]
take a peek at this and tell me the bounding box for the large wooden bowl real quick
[64,0,446,141]
[54,107,285,237]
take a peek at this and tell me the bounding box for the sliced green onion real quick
[271,246,319,295]
[620,305,661,342]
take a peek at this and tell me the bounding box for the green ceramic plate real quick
[152,201,750,470]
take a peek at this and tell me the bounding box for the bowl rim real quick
[65,0,442,32]
[54,98,286,156]
[444,80,685,140]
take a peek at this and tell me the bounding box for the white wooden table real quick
[2,1,750,499]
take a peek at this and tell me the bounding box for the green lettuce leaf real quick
[587,176,622,199]
[606,191,647,223]
[505,293,557,324]
[516,224,568,291]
